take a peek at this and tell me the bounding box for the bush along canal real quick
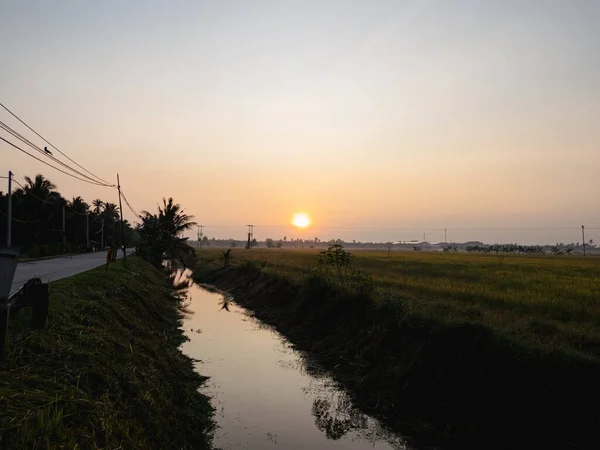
[0,257,214,449]
[193,250,600,450]
[174,267,414,450]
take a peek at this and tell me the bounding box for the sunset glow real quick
[291,213,311,229]
[1,2,599,245]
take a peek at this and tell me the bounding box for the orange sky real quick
[1,1,599,244]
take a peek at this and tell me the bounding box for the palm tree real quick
[69,196,89,214]
[19,174,63,243]
[24,174,58,201]
[102,202,120,221]
[137,197,196,266]
[157,197,196,237]
[92,199,104,215]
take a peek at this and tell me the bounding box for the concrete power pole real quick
[197,225,204,248]
[62,205,66,251]
[86,212,90,250]
[6,171,12,247]
[117,174,126,261]
[582,225,586,256]
[101,217,104,250]
[246,225,254,249]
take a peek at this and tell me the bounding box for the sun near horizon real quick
[291,212,311,229]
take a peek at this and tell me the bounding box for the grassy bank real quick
[0,257,213,449]
[194,248,600,449]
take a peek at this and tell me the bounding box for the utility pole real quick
[6,171,12,247]
[582,225,586,256]
[246,224,254,249]
[101,217,104,250]
[197,225,204,248]
[445,228,447,243]
[86,212,90,250]
[117,174,126,261]
[62,205,66,251]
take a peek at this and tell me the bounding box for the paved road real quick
[10,249,134,296]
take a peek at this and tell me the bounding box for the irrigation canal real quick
[175,268,414,450]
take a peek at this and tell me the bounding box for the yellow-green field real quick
[197,248,600,359]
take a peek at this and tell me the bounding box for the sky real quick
[1,0,599,244]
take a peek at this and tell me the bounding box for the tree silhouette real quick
[0,173,137,257]
[92,199,104,215]
[102,202,120,221]
[136,197,196,266]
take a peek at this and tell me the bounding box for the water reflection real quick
[313,397,366,440]
[174,268,415,450]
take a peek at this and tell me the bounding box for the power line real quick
[11,177,94,218]
[0,101,113,186]
[11,178,56,205]
[0,209,40,224]
[0,136,111,187]
[0,120,112,186]
[120,190,141,218]
[68,207,88,217]
[0,120,100,184]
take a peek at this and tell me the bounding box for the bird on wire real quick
[44,146,53,156]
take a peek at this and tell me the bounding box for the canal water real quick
[175,269,412,450]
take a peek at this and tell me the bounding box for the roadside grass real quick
[0,256,213,449]
[196,248,600,360]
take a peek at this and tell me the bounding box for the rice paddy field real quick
[197,248,600,360]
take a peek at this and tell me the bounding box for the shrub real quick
[221,249,233,267]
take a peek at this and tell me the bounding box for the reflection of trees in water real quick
[307,379,411,449]
[167,268,194,315]
[312,397,368,440]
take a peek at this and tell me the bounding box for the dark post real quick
[117,174,126,261]
[246,225,254,249]
[582,225,586,256]
[86,212,90,250]
[31,283,49,329]
[0,307,8,360]
[62,205,66,252]
[6,171,12,247]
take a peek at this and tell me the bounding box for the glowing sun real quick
[291,212,311,229]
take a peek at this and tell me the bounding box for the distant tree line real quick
[465,244,546,255]
[192,236,597,255]
[0,173,137,257]
[465,242,595,255]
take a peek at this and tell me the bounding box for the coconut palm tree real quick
[136,197,196,266]
[157,197,196,237]
[102,202,120,221]
[24,174,59,202]
[11,174,64,249]
[92,199,104,214]
[69,196,89,214]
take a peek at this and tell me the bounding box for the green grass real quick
[193,247,600,448]
[0,256,214,449]
[196,248,600,360]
